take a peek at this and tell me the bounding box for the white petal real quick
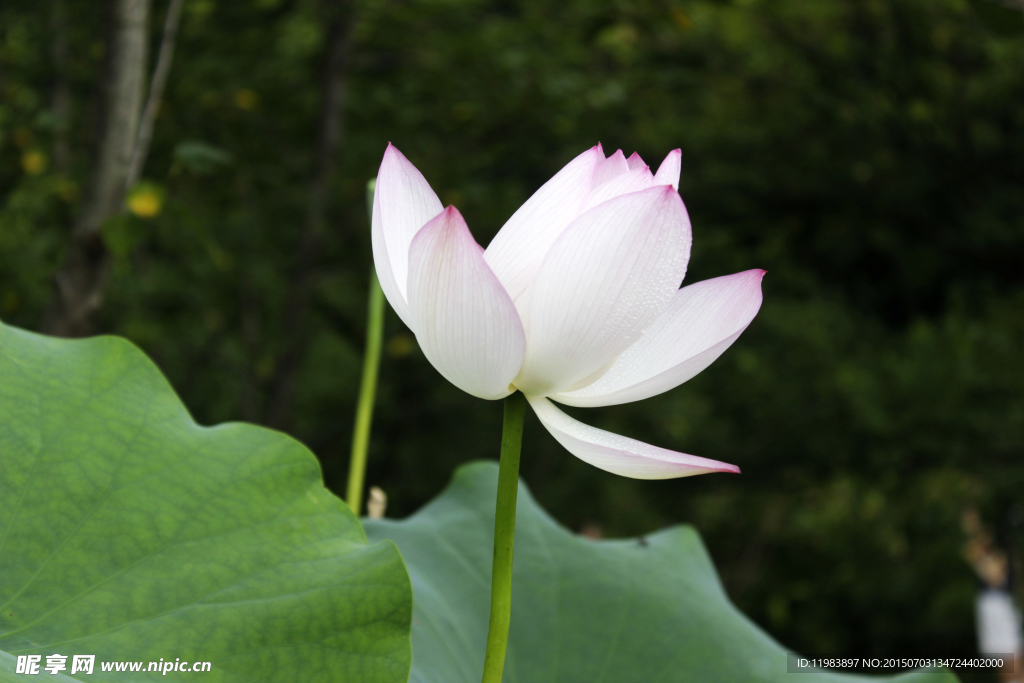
[484,145,604,304]
[581,165,656,212]
[372,144,444,328]
[555,270,765,407]
[592,149,630,187]
[653,149,681,190]
[513,186,691,396]
[407,207,526,400]
[626,151,646,170]
[527,396,739,479]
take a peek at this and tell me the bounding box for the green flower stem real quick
[481,391,528,683]
[346,268,385,515]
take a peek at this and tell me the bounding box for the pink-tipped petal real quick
[484,145,604,304]
[581,164,656,212]
[555,270,765,407]
[407,207,526,400]
[626,151,647,170]
[592,149,630,188]
[527,396,739,479]
[372,144,444,328]
[653,149,682,190]
[513,186,691,396]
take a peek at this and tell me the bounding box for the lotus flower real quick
[372,143,764,479]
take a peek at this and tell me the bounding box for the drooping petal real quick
[581,164,656,212]
[592,149,630,187]
[626,151,646,170]
[554,270,765,407]
[513,186,692,396]
[372,143,444,328]
[407,207,526,400]
[484,145,604,304]
[653,149,682,190]
[527,396,739,479]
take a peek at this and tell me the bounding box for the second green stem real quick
[481,391,527,683]
[346,268,385,515]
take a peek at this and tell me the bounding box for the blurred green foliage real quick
[1,0,1022,676]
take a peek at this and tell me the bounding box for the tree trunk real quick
[265,1,357,429]
[42,0,150,337]
[127,0,186,190]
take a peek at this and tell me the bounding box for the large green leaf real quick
[365,462,955,683]
[0,324,411,682]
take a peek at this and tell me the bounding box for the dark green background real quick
[1,0,1022,679]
